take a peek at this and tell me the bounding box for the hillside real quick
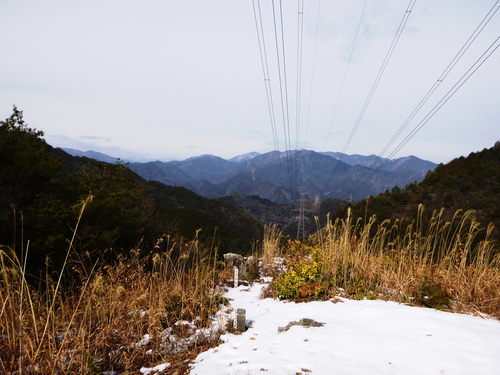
[216,193,313,238]
[0,108,263,276]
[334,142,500,240]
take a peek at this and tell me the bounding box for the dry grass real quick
[0,228,225,374]
[261,224,284,275]
[3,199,499,373]
[312,206,500,317]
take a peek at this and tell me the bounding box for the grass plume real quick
[314,206,500,315]
[274,206,500,317]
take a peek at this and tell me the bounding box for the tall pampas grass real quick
[313,205,500,316]
[0,197,223,374]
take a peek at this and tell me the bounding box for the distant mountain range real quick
[62,148,437,203]
[62,148,121,164]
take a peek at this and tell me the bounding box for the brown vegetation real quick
[0,225,226,374]
[275,206,500,317]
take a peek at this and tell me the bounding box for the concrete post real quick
[236,308,246,331]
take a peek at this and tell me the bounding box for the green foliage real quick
[70,160,148,254]
[163,293,189,325]
[275,247,325,300]
[83,353,102,375]
[163,292,229,328]
[0,107,61,202]
[275,270,303,300]
[144,182,263,255]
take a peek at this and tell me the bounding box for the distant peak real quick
[230,152,261,163]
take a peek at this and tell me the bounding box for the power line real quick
[343,2,499,199]
[342,0,417,156]
[345,36,500,200]
[250,2,497,207]
[293,0,305,202]
[387,38,500,161]
[252,0,285,189]
[303,0,322,150]
[322,0,368,152]
[295,0,305,152]
[375,0,499,162]
[322,0,417,196]
[271,0,295,199]
[253,0,306,202]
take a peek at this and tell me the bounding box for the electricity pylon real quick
[296,192,306,239]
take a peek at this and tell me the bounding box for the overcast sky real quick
[1,0,498,163]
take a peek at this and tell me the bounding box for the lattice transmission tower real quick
[296,192,306,239]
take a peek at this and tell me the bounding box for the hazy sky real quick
[1,1,498,163]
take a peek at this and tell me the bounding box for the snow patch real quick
[189,281,500,374]
[140,362,170,374]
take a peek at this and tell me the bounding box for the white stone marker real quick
[236,308,246,331]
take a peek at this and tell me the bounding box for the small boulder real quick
[223,253,244,269]
[278,318,325,333]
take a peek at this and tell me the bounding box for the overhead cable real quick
[252,0,284,188]
[345,36,500,200]
[303,0,322,150]
[271,0,295,198]
[342,0,417,155]
[293,0,305,199]
[322,0,368,152]
[344,2,499,199]
[376,0,499,163]
[295,0,305,152]
[322,0,417,196]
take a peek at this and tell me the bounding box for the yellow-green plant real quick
[275,246,325,300]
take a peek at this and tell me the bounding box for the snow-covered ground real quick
[187,281,500,375]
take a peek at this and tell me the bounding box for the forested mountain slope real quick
[332,142,500,240]
[0,108,263,277]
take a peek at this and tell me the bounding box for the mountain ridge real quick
[62,148,437,203]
